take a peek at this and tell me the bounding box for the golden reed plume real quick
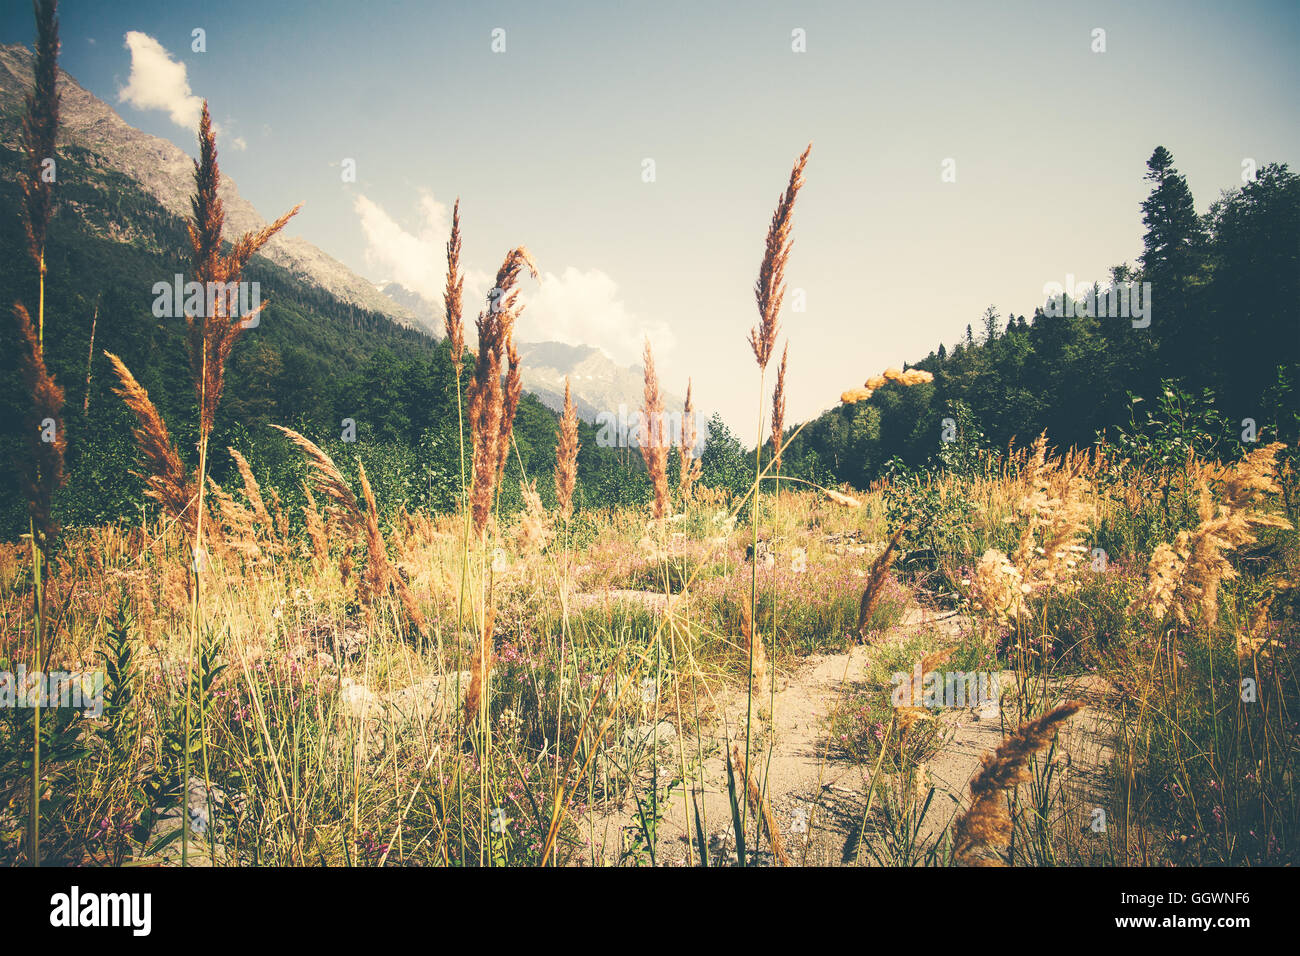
[770,344,788,471]
[106,101,298,567]
[739,597,767,692]
[301,482,328,564]
[952,702,1081,866]
[856,525,905,640]
[498,337,523,482]
[825,488,861,509]
[269,425,423,633]
[639,337,670,519]
[206,477,260,559]
[185,102,300,438]
[554,377,580,519]
[750,144,811,371]
[730,744,792,866]
[679,379,701,502]
[463,609,496,725]
[444,198,465,362]
[1135,442,1291,628]
[269,425,358,525]
[104,351,208,539]
[358,462,426,633]
[11,303,64,554]
[229,447,273,539]
[467,247,537,536]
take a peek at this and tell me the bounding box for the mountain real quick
[515,341,686,424]
[0,42,673,427]
[0,43,417,329]
[371,283,685,424]
[376,281,438,332]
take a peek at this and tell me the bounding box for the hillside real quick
[0,43,418,327]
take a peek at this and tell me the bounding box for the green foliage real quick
[1110,381,1231,466]
[778,152,1299,488]
[699,413,748,496]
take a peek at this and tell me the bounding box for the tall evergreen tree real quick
[1140,146,1207,381]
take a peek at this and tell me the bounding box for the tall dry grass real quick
[13,0,61,867]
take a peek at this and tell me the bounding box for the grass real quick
[3,13,1295,864]
[1,431,1295,866]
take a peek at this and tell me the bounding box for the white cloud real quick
[354,191,670,364]
[522,267,675,366]
[354,191,466,304]
[118,32,205,131]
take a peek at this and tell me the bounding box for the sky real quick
[4,0,1299,432]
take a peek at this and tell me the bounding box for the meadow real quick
[4,1,1297,868]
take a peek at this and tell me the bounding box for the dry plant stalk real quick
[18,0,60,871]
[554,377,580,519]
[300,484,327,563]
[951,702,1081,866]
[358,462,426,634]
[515,478,551,552]
[825,489,861,509]
[856,525,904,639]
[11,303,65,555]
[206,477,260,559]
[730,744,792,866]
[185,103,300,439]
[750,144,811,370]
[20,0,59,276]
[738,598,767,692]
[1135,442,1291,628]
[638,337,670,519]
[443,198,464,361]
[467,247,537,536]
[104,351,205,539]
[770,345,788,470]
[463,611,496,725]
[82,298,97,415]
[270,425,424,633]
[969,434,1093,625]
[229,447,274,539]
[678,379,702,502]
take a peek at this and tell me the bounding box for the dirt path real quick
[577,602,1115,866]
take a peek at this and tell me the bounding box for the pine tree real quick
[1140,146,1207,382]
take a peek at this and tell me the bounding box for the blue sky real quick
[4,0,1299,430]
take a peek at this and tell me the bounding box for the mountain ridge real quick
[0,42,418,328]
[0,41,690,427]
